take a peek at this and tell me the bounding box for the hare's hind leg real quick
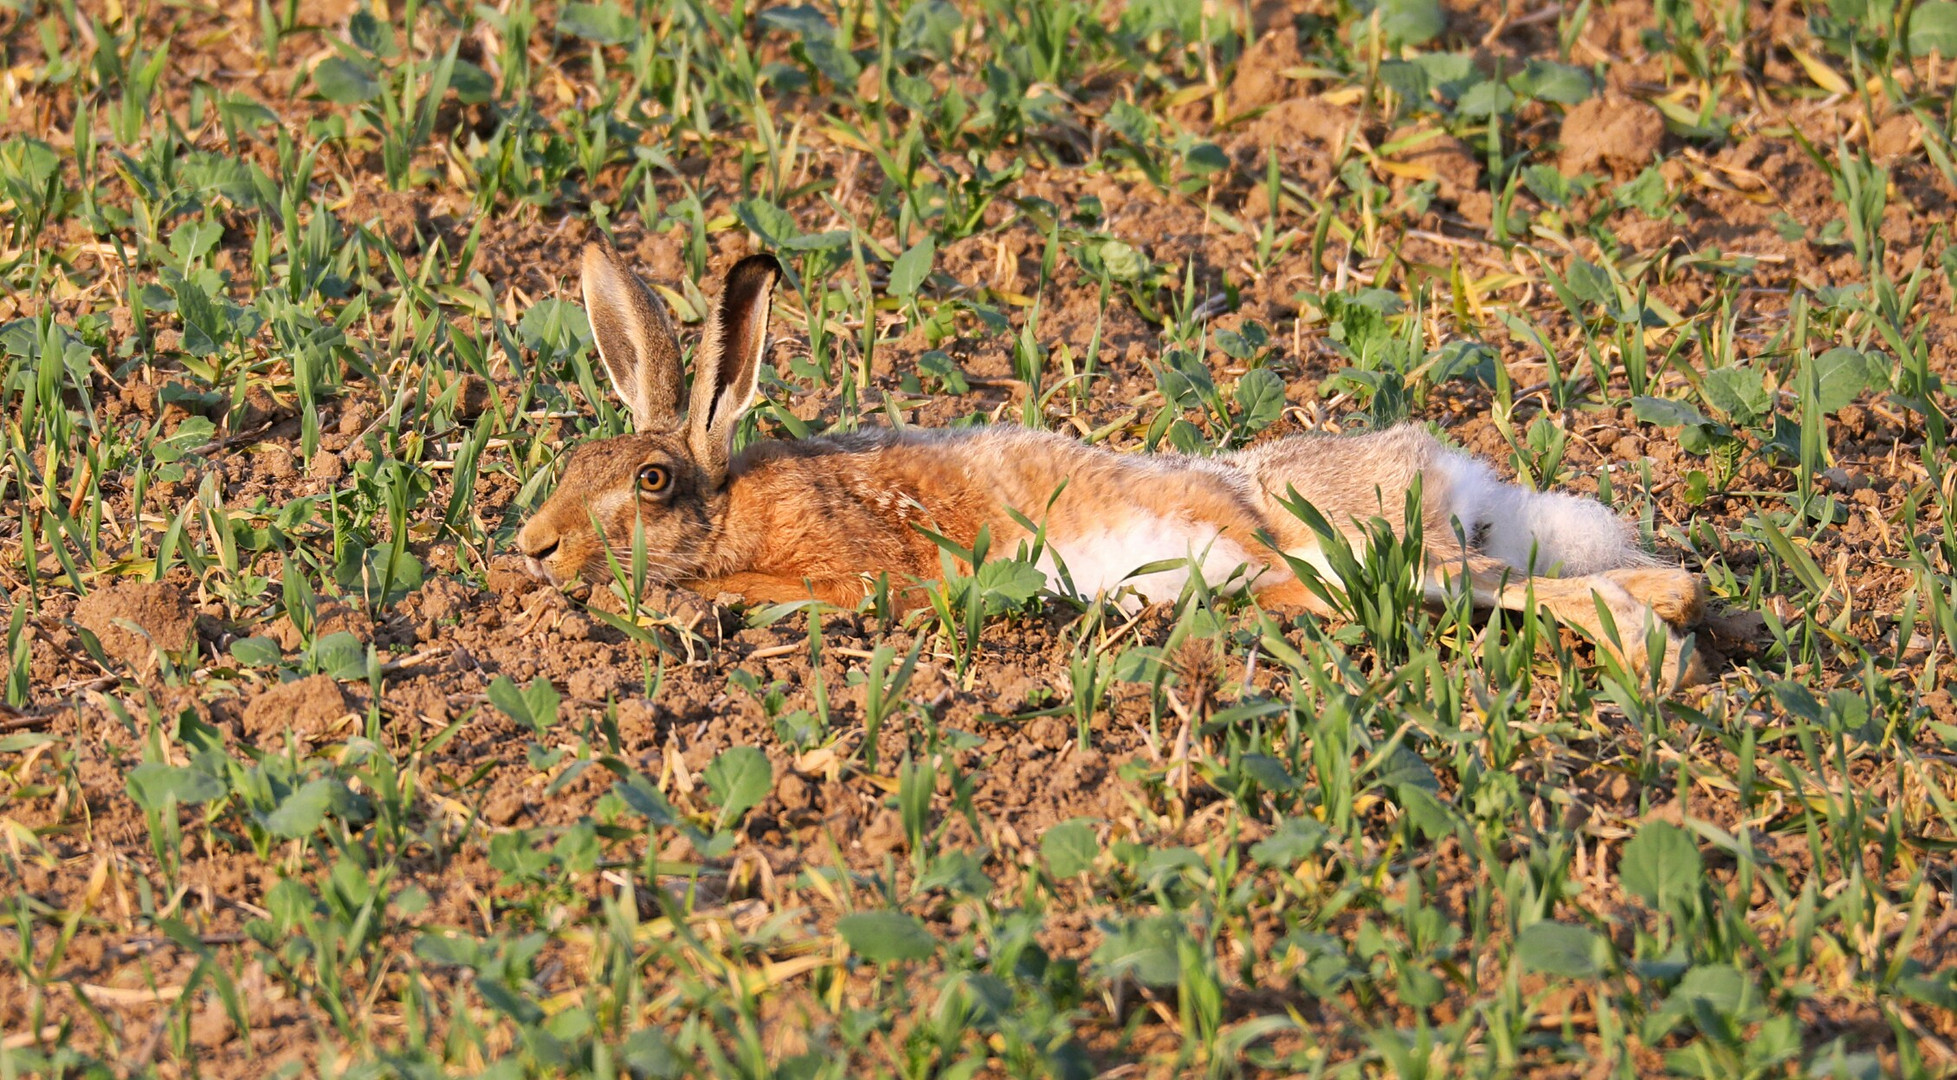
[1427,450,1707,626]
[1597,566,1706,625]
[1426,548,1708,689]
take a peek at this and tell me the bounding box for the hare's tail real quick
[1432,451,1653,577]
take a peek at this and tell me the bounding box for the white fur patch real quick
[1433,452,1644,576]
[1041,518,1266,605]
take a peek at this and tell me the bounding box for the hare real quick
[517,242,1710,688]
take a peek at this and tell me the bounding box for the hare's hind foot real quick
[1599,567,1707,627]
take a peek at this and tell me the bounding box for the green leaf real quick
[228,636,283,668]
[1631,395,1714,430]
[1041,818,1099,878]
[1365,0,1444,46]
[1103,99,1157,146]
[1250,816,1330,867]
[263,778,335,838]
[487,829,553,883]
[917,350,968,393]
[1516,921,1605,978]
[1508,59,1593,104]
[1620,821,1703,909]
[1238,753,1298,792]
[888,237,935,298]
[450,59,495,105]
[1091,916,1182,986]
[760,3,837,39]
[1098,240,1149,282]
[701,746,772,828]
[1809,346,1879,413]
[0,733,57,754]
[307,631,369,680]
[1370,745,1439,792]
[311,57,380,105]
[558,1,635,44]
[487,675,559,734]
[1455,79,1517,117]
[169,272,228,357]
[734,197,802,247]
[1910,1,1957,55]
[1183,141,1229,179]
[1702,366,1770,424]
[127,763,225,810]
[1664,964,1751,1019]
[1233,368,1286,435]
[976,559,1047,614]
[837,910,937,963]
[612,774,681,826]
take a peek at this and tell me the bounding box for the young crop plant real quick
[4,0,1957,1075]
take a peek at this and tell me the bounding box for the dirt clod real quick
[1559,94,1665,177]
[241,674,351,739]
[73,581,197,671]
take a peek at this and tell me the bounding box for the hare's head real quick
[516,242,780,585]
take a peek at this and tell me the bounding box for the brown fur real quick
[518,244,1712,689]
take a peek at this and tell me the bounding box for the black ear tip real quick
[731,253,783,283]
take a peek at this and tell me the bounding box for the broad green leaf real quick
[312,57,380,104]
[263,778,335,838]
[702,746,772,828]
[1098,240,1148,282]
[1809,346,1879,413]
[976,559,1047,614]
[1041,818,1099,878]
[1233,368,1286,434]
[1238,753,1298,792]
[1631,395,1714,430]
[127,763,225,809]
[1664,964,1752,1019]
[734,197,802,247]
[1455,79,1517,117]
[559,1,635,44]
[487,675,559,734]
[1509,58,1593,104]
[1702,366,1771,424]
[837,910,937,963]
[1250,816,1330,867]
[1910,1,1957,54]
[308,631,369,680]
[888,237,935,298]
[1365,0,1444,46]
[1620,820,1702,909]
[1516,921,1604,978]
[1091,916,1182,986]
[228,635,283,668]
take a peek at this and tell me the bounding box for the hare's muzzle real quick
[515,520,562,584]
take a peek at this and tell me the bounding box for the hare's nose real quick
[517,522,559,561]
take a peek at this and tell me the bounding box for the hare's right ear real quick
[687,254,781,487]
[581,241,684,432]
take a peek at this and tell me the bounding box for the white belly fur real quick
[1039,518,1269,604]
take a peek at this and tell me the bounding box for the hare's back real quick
[1227,424,1449,530]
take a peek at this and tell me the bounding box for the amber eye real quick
[636,464,671,495]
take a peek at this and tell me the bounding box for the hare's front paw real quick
[643,586,719,632]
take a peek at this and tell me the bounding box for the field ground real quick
[4,0,1957,1074]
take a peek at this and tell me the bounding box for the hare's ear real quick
[581,241,684,432]
[687,254,781,485]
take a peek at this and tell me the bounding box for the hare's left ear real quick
[582,240,685,432]
[687,254,781,486]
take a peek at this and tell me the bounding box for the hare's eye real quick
[637,464,671,495]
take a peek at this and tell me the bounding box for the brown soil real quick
[3,0,1957,1074]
